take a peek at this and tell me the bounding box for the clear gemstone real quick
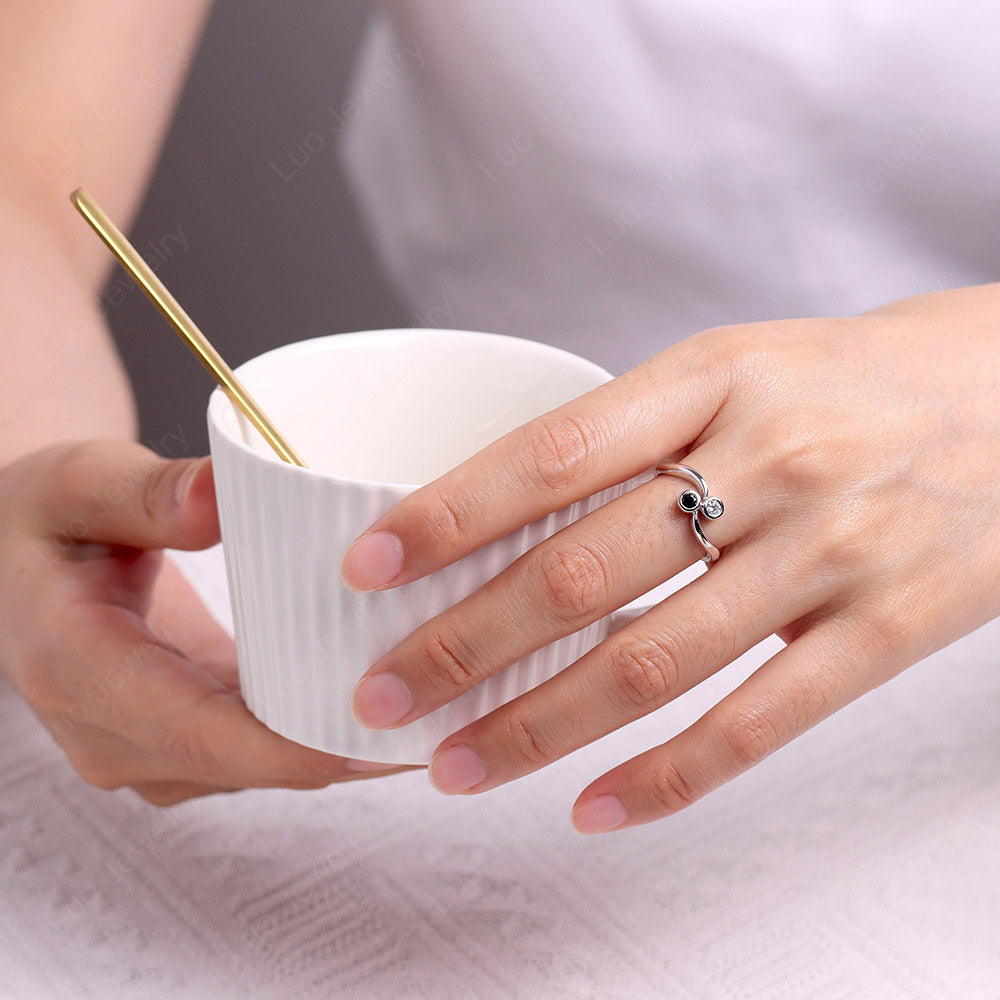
[702,497,724,519]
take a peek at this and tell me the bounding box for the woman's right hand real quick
[0,439,410,805]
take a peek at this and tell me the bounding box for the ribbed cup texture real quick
[209,411,632,764]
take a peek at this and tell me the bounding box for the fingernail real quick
[344,758,397,772]
[340,530,404,591]
[572,794,629,835]
[351,673,412,729]
[428,744,488,795]
[174,457,209,507]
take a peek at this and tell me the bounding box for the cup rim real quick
[207,327,613,491]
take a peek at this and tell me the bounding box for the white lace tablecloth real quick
[2,544,998,999]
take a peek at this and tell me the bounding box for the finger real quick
[340,337,732,591]
[352,455,754,729]
[61,546,166,618]
[30,440,218,551]
[49,709,306,794]
[48,701,422,793]
[65,551,239,684]
[130,780,240,807]
[129,763,423,803]
[148,556,240,690]
[426,533,827,794]
[569,615,880,834]
[131,761,425,807]
[55,606,375,788]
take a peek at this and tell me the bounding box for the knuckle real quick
[133,785,196,808]
[646,759,700,813]
[694,323,781,391]
[855,599,912,661]
[50,441,96,496]
[747,408,844,502]
[502,711,550,768]
[158,716,223,782]
[607,632,683,711]
[421,487,473,550]
[768,422,833,493]
[521,415,594,492]
[420,627,483,691]
[718,706,784,769]
[536,541,611,623]
[43,443,98,534]
[140,459,176,525]
[16,658,63,714]
[812,509,869,573]
[69,751,126,792]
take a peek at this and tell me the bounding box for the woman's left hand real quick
[340,283,1000,833]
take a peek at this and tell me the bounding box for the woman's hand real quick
[340,283,1000,833]
[0,440,408,806]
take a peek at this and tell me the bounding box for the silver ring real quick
[655,462,725,565]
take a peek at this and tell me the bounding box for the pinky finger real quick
[571,616,882,834]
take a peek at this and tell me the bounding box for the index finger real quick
[340,339,728,591]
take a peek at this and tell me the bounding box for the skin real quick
[3,5,997,822]
[0,2,410,804]
[342,284,1000,833]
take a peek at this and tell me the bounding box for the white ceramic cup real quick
[207,328,640,764]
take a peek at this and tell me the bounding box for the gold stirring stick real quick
[70,187,307,467]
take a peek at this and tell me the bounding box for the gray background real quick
[105,1,407,456]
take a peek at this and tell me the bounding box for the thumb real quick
[34,440,220,552]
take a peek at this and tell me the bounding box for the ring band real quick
[655,462,725,565]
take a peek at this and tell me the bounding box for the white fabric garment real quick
[340,0,999,374]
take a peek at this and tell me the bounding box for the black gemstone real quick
[678,489,701,512]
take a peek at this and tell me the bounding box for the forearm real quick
[0,181,136,466]
[0,0,211,467]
